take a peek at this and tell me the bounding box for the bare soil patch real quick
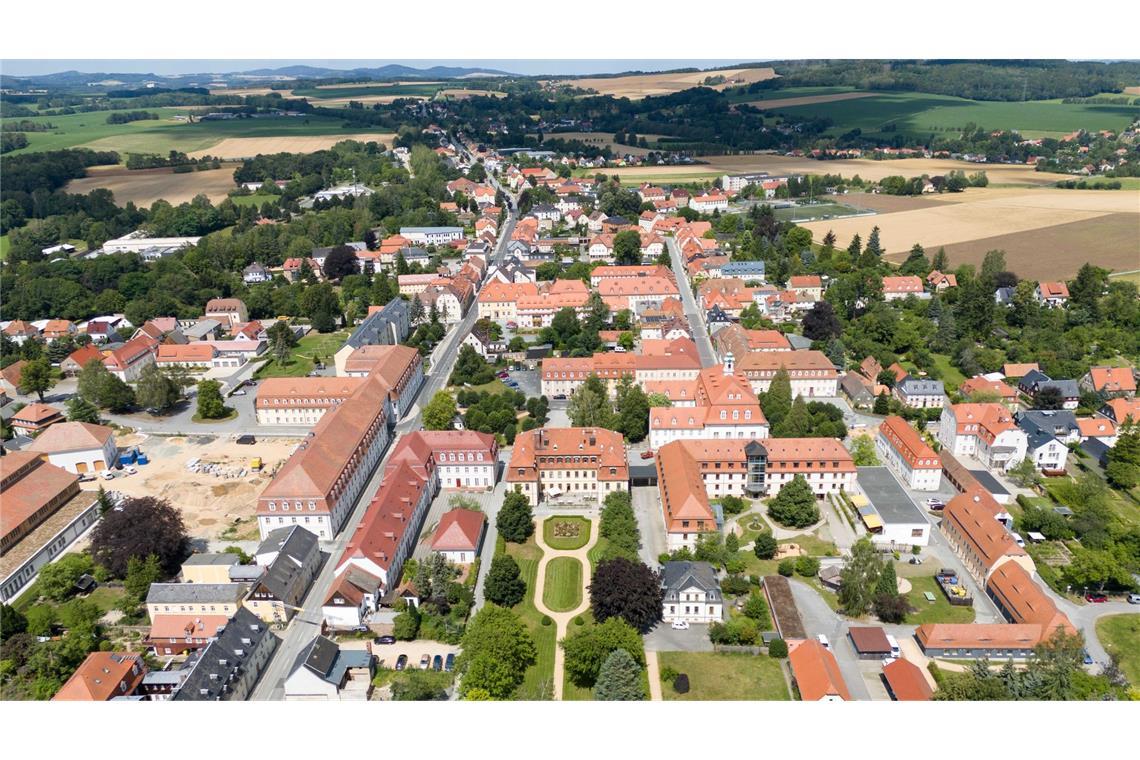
[921,213,1140,280]
[556,67,777,99]
[82,434,303,540]
[838,192,958,213]
[65,165,238,205]
[188,133,394,159]
[748,91,876,109]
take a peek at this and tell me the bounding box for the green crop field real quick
[771,91,1140,139]
[2,110,362,157]
[727,85,866,103]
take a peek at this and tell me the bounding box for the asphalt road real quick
[248,186,518,700]
[665,236,716,368]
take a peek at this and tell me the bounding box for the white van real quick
[1010,531,1026,548]
[817,634,830,650]
[886,634,900,658]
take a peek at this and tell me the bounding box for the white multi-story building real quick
[875,416,942,491]
[399,227,464,246]
[661,561,723,624]
[938,403,1028,473]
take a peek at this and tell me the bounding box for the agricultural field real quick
[553,66,778,99]
[187,132,394,159]
[744,86,878,110]
[600,154,1073,187]
[532,132,665,156]
[2,109,380,159]
[769,91,1140,139]
[291,82,449,99]
[803,187,1140,280]
[65,164,239,205]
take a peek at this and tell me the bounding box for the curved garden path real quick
[533,515,599,700]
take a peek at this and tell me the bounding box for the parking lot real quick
[643,621,715,652]
[360,639,460,672]
[502,365,541,398]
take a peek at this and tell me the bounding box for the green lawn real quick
[504,536,557,700]
[3,110,365,157]
[658,651,790,700]
[903,574,977,625]
[775,202,864,223]
[1096,614,1140,684]
[463,378,509,394]
[771,91,1139,139]
[586,535,610,575]
[543,516,591,551]
[931,352,967,391]
[542,557,583,613]
[254,328,350,378]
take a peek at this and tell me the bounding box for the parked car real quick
[506,322,517,330]
[395,654,408,671]
[444,653,455,672]
[374,635,396,645]
[1129,593,1140,605]
[552,394,566,400]
[640,450,655,460]
[496,371,509,378]
[817,634,830,650]
[100,470,115,480]
[78,474,95,483]
[124,465,138,475]
[432,655,443,671]
[351,625,369,633]
[1085,593,1108,603]
[1083,650,1094,665]
[419,654,431,669]
[908,556,923,565]
[671,620,690,630]
[231,389,246,396]
[236,435,256,445]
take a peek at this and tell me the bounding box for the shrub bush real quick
[777,559,795,577]
[660,665,678,682]
[794,555,820,577]
[768,638,788,658]
[573,615,585,626]
[673,673,690,694]
[721,574,751,596]
[541,615,553,627]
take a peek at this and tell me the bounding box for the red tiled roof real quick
[1087,366,1135,394]
[431,509,486,552]
[878,416,940,470]
[52,652,145,701]
[788,639,851,701]
[882,659,933,701]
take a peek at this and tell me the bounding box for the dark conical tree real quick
[593,648,645,701]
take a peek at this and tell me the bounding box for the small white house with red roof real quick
[430,509,487,565]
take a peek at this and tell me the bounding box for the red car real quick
[640,450,655,460]
[1085,593,1108,603]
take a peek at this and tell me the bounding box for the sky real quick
[0,60,753,77]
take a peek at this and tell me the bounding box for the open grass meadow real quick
[658,651,791,700]
[542,515,591,551]
[902,574,977,626]
[767,91,1140,140]
[504,536,557,700]
[3,110,370,157]
[254,328,350,378]
[1095,614,1140,685]
[542,556,583,613]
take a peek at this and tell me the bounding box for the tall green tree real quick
[568,375,614,429]
[456,604,536,699]
[496,491,534,543]
[562,617,645,687]
[613,378,649,443]
[838,537,883,616]
[423,391,458,430]
[135,364,181,413]
[65,396,101,424]
[761,368,792,429]
[484,554,526,607]
[77,358,134,412]
[17,357,54,401]
[613,229,641,266]
[767,475,819,528]
[195,379,227,419]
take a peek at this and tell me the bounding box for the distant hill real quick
[0,63,516,90]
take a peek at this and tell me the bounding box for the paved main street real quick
[666,235,716,368]
[248,190,518,700]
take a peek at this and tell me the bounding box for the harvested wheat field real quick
[556,67,777,98]
[926,213,1140,280]
[748,91,876,109]
[210,87,281,97]
[65,165,239,205]
[1124,86,1140,96]
[802,188,1140,279]
[313,80,443,89]
[604,155,1073,186]
[189,132,394,159]
[837,192,959,213]
[83,434,303,540]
